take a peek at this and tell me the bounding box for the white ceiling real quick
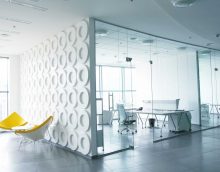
[0,0,220,56]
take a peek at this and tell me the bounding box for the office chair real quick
[117,104,137,134]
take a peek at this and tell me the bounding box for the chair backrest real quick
[0,112,27,130]
[117,104,127,123]
[15,116,53,141]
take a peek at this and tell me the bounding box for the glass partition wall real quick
[95,20,220,153]
[199,50,220,128]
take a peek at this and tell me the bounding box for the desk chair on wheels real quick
[117,104,137,135]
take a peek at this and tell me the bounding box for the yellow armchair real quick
[15,116,53,141]
[0,112,28,130]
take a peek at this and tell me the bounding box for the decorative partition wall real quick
[19,18,95,156]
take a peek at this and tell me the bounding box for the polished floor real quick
[1,128,220,172]
[98,119,206,155]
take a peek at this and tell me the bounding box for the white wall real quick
[19,18,95,156]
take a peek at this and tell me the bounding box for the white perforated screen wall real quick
[20,18,92,155]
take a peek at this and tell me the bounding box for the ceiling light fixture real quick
[96,29,108,36]
[142,39,154,44]
[5,0,48,11]
[171,0,197,7]
[206,43,214,46]
[130,37,137,40]
[1,34,9,37]
[200,50,211,55]
[177,46,187,50]
[0,16,32,24]
[0,29,19,35]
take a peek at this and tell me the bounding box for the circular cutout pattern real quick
[59,109,68,127]
[44,58,50,73]
[78,88,90,108]
[67,48,77,66]
[51,90,58,107]
[78,43,89,63]
[77,20,89,41]
[51,127,59,143]
[58,51,67,68]
[78,133,91,155]
[59,130,68,147]
[44,40,51,55]
[77,65,89,86]
[67,26,77,45]
[69,110,78,129]
[78,110,90,131]
[58,90,67,107]
[38,44,44,57]
[51,109,59,125]
[67,68,77,86]
[44,92,51,106]
[58,70,67,87]
[44,75,51,89]
[38,60,43,73]
[58,31,67,49]
[68,132,78,150]
[51,73,58,88]
[68,89,77,107]
[51,54,58,70]
[51,36,58,52]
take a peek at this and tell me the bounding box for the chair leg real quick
[19,137,24,150]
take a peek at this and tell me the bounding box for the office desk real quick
[209,104,220,118]
[134,110,192,137]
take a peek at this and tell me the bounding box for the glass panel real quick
[95,20,220,155]
[0,57,9,120]
[102,67,122,91]
[199,50,220,128]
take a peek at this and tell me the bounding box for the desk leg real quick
[137,113,144,129]
[169,114,177,132]
[160,115,167,137]
[185,112,191,131]
[144,114,150,128]
[177,112,183,128]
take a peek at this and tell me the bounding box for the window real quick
[0,57,9,120]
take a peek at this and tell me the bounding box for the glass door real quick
[198,50,220,128]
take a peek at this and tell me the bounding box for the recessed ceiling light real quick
[200,50,211,55]
[1,33,9,37]
[4,0,48,11]
[177,46,187,50]
[0,38,11,42]
[0,29,19,35]
[130,37,137,40]
[171,0,197,8]
[142,39,154,44]
[206,43,214,46]
[0,16,32,24]
[96,29,108,36]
